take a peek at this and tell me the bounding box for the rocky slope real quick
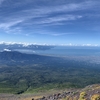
[33,84,100,100]
[0,84,100,100]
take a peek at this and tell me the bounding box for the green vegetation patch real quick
[0,55,100,94]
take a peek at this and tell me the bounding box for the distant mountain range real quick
[0,42,55,52]
[0,51,48,61]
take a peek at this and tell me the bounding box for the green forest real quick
[0,52,100,94]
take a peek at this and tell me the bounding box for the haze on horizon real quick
[0,0,100,45]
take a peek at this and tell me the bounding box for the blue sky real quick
[0,0,100,45]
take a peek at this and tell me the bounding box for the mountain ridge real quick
[0,51,48,61]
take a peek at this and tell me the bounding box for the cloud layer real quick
[0,0,100,36]
[0,0,100,45]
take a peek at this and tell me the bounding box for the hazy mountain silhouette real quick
[0,51,46,61]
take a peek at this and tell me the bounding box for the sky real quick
[0,0,100,45]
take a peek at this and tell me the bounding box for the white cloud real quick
[4,49,11,52]
[0,41,50,46]
[0,0,99,35]
[33,1,97,15]
[35,30,73,36]
[0,20,23,29]
[34,15,82,24]
[0,41,99,47]
[82,44,99,47]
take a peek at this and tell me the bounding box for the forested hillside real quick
[0,51,100,95]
